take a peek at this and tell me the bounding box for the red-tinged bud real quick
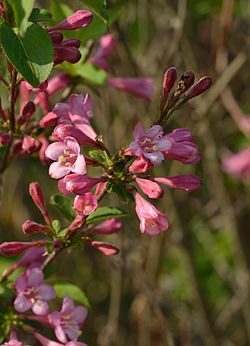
[0,241,46,257]
[22,220,48,234]
[22,135,41,154]
[86,239,120,256]
[61,38,81,48]
[67,214,85,234]
[53,124,101,148]
[48,10,93,31]
[165,128,193,143]
[135,177,164,199]
[92,219,122,235]
[0,132,11,145]
[22,101,36,119]
[48,31,64,44]
[186,76,212,100]
[29,182,51,225]
[54,46,81,65]
[39,111,58,128]
[12,140,23,156]
[129,156,153,173]
[39,135,51,164]
[162,67,177,99]
[155,174,201,191]
[182,70,195,90]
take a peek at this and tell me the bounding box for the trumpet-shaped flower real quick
[45,137,86,179]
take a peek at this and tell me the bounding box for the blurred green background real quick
[1,0,250,345]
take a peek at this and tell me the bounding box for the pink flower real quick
[29,182,51,224]
[14,267,56,315]
[129,122,172,165]
[129,156,153,173]
[165,128,193,142]
[155,174,201,191]
[22,220,48,234]
[91,218,122,235]
[86,239,120,256]
[59,174,107,196]
[73,193,98,216]
[164,141,200,164]
[2,330,22,346]
[45,137,86,179]
[16,247,46,268]
[134,192,168,236]
[34,333,87,346]
[108,77,154,101]
[222,147,250,180]
[22,135,41,154]
[135,177,163,199]
[48,10,93,31]
[48,296,88,343]
[91,34,117,71]
[0,241,46,257]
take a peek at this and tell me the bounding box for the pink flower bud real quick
[48,31,64,44]
[108,77,154,101]
[67,214,85,233]
[39,111,58,128]
[48,10,93,31]
[87,239,120,256]
[91,34,117,71]
[29,182,51,224]
[165,128,193,142]
[53,124,100,148]
[135,177,164,199]
[73,193,98,216]
[39,135,51,164]
[164,141,200,164]
[186,76,212,100]
[12,140,23,156]
[59,174,107,196]
[61,38,81,48]
[129,156,153,173]
[0,132,11,145]
[92,219,122,235]
[155,174,201,191]
[162,67,177,99]
[22,220,48,234]
[47,73,70,95]
[0,241,46,256]
[21,101,36,119]
[54,45,82,65]
[22,135,41,154]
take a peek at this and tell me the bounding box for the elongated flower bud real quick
[186,76,212,100]
[48,10,93,31]
[29,182,51,224]
[22,220,48,234]
[162,67,177,99]
[0,241,46,256]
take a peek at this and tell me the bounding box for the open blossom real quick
[14,267,56,315]
[73,193,98,216]
[129,122,172,165]
[48,296,88,343]
[108,77,154,101]
[222,147,250,180]
[45,137,86,179]
[34,333,87,346]
[2,330,22,346]
[134,192,168,236]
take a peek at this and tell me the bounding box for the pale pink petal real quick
[27,268,44,286]
[38,284,56,300]
[32,299,49,315]
[14,294,32,312]
[65,137,80,155]
[72,155,86,175]
[73,306,88,323]
[55,325,67,344]
[45,142,67,161]
[49,162,71,179]
[62,296,75,314]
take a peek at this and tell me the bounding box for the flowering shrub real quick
[0,1,212,344]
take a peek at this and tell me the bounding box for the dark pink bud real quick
[39,135,51,164]
[164,141,200,165]
[12,140,23,156]
[22,220,48,234]
[29,182,51,224]
[21,101,36,119]
[61,38,81,48]
[87,239,120,256]
[54,46,81,65]
[165,128,193,143]
[39,111,58,128]
[186,76,212,100]
[48,10,93,31]
[59,174,107,196]
[92,219,122,235]
[129,157,153,173]
[0,241,46,257]
[155,174,201,191]
[22,135,41,154]
[48,31,64,44]
[53,124,100,148]
[0,132,11,145]
[135,177,164,199]
[162,67,177,99]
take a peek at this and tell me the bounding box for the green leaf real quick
[108,183,134,202]
[0,283,13,298]
[86,206,127,224]
[53,282,90,307]
[0,22,53,87]
[7,0,34,35]
[29,8,53,22]
[50,194,75,221]
[75,63,107,85]
[52,219,61,233]
[88,149,106,163]
[78,0,109,24]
